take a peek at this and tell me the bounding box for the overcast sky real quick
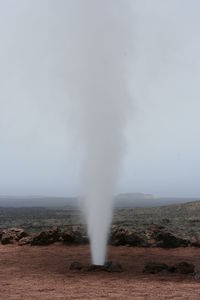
[0,0,200,198]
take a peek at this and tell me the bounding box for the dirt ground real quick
[0,244,200,299]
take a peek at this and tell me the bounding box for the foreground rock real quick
[169,262,195,274]
[110,225,190,248]
[61,226,88,244]
[110,226,147,247]
[144,261,195,275]
[143,262,169,274]
[145,225,189,248]
[88,261,123,273]
[69,261,83,270]
[0,225,196,248]
[1,228,29,245]
[104,261,123,272]
[190,233,200,247]
[18,236,33,246]
[31,226,60,245]
[69,261,123,272]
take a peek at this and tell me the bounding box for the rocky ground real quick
[1,201,200,299]
[1,244,200,299]
[1,200,200,240]
[0,224,198,248]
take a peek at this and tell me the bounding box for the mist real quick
[62,1,133,264]
[0,0,200,199]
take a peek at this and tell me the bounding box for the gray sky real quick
[0,0,200,197]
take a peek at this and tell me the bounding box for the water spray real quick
[66,0,133,265]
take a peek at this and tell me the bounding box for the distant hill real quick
[0,193,199,208]
[0,196,77,208]
[115,193,200,208]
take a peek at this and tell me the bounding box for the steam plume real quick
[66,0,133,265]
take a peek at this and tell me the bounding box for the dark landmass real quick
[0,193,199,207]
[0,200,200,239]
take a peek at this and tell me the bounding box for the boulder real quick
[104,261,123,272]
[88,261,123,272]
[143,262,169,274]
[18,236,33,246]
[87,264,107,271]
[190,233,200,247]
[69,261,83,270]
[169,262,195,274]
[70,261,123,273]
[31,226,60,246]
[146,225,189,248]
[110,226,147,247]
[1,228,29,245]
[62,226,88,244]
[144,261,195,275]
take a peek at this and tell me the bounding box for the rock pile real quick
[110,225,190,248]
[1,228,29,245]
[61,226,88,244]
[143,261,195,274]
[31,226,61,245]
[110,226,147,246]
[147,225,189,248]
[69,261,123,272]
[0,225,195,248]
[143,262,169,274]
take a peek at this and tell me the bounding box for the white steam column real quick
[67,0,133,265]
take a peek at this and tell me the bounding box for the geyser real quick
[66,0,133,265]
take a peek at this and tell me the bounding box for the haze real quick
[0,0,200,198]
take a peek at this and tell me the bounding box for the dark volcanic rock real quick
[190,233,200,247]
[31,226,60,246]
[88,261,123,272]
[1,228,29,245]
[144,261,195,275]
[110,225,189,248]
[70,261,123,273]
[18,236,33,246]
[62,226,88,244]
[87,264,107,271]
[110,226,147,247]
[105,261,123,272]
[69,261,83,270]
[143,262,169,274]
[147,225,189,248]
[169,262,195,274]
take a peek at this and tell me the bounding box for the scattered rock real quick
[144,261,195,275]
[169,262,195,274]
[87,261,123,272]
[1,228,29,245]
[143,262,169,274]
[62,226,88,244]
[110,226,147,247]
[192,270,200,281]
[0,225,196,248]
[70,261,123,273]
[190,233,200,247]
[18,236,33,246]
[69,261,83,270]
[147,225,189,248]
[87,264,107,272]
[110,225,189,248]
[105,261,123,272]
[31,226,60,246]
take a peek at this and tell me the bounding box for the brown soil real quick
[0,244,200,299]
